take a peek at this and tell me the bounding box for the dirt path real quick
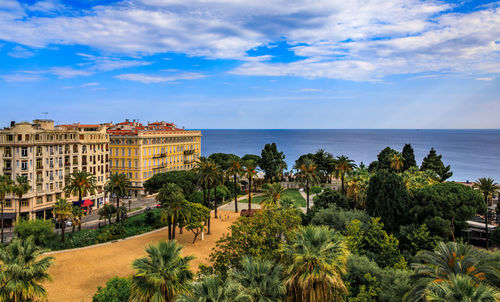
[43,210,239,302]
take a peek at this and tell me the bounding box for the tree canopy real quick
[259,143,286,182]
[420,148,453,182]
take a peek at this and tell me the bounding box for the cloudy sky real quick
[0,0,499,129]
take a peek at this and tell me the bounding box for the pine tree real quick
[421,148,452,182]
[402,144,417,171]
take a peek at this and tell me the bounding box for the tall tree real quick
[131,241,193,302]
[314,149,337,183]
[369,147,398,172]
[13,175,31,223]
[335,155,356,195]
[366,170,410,233]
[259,143,286,183]
[71,206,83,232]
[194,157,212,234]
[227,159,243,213]
[241,154,261,164]
[421,148,453,182]
[389,152,404,172]
[208,163,223,219]
[0,237,54,302]
[52,198,73,242]
[0,175,13,244]
[157,183,185,240]
[64,170,97,207]
[243,160,258,211]
[424,274,500,302]
[296,158,320,212]
[208,153,241,173]
[402,143,417,171]
[229,256,286,302]
[104,173,131,222]
[281,225,349,302]
[474,177,498,249]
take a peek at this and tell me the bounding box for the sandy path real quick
[43,210,238,302]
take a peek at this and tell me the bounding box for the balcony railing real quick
[3,167,12,172]
[153,153,167,159]
[36,165,43,170]
[184,149,195,155]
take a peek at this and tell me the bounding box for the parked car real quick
[53,219,72,229]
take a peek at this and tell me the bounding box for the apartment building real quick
[108,120,201,196]
[0,120,109,225]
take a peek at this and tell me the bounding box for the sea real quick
[199,129,500,182]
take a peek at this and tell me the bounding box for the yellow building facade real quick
[107,120,201,196]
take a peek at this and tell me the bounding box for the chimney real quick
[125,118,130,123]
[10,121,15,127]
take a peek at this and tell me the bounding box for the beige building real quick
[108,120,201,196]
[0,120,109,225]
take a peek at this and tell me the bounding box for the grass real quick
[239,189,306,207]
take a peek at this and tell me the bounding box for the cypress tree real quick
[402,143,417,171]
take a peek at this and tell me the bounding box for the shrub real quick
[96,224,126,243]
[14,219,55,247]
[92,276,131,302]
[310,186,323,195]
[311,205,371,232]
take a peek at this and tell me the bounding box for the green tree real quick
[64,170,97,207]
[177,275,251,302]
[402,144,417,171]
[296,158,320,212]
[71,206,83,232]
[0,237,54,302]
[335,155,356,195]
[208,163,224,219]
[229,256,286,302]
[104,173,131,222]
[259,143,286,183]
[0,175,14,244]
[52,198,72,242]
[157,183,189,240]
[194,157,213,234]
[262,182,285,206]
[281,225,349,302]
[243,160,258,211]
[313,149,337,183]
[369,147,398,172]
[425,274,499,302]
[92,276,131,302]
[389,153,404,172]
[241,154,261,164]
[420,148,453,182]
[366,170,410,233]
[144,171,198,196]
[130,241,194,302]
[208,153,241,174]
[182,202,210,243]
[475,177,497,206]
[227,159,243,213]
[14,219,55,247]
[209,205,301,278]
[98,204,117,226]
[409,182,486,240]
[13,175,31,223]
[407,241,500,301]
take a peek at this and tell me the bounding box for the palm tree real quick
[130,240,194,302]
[227,159,243,213]
[64,170,97,207]
[71,206,83,232]
[243,160,258,211]
[262,183,285,206]
[0,237,54,302]
[208,163,223,219]
[0,175,14,244]
[229,256,286,302]
[281,225,349,302]
[104,173,131,222]
[52,198,72,242]
[296,158,320,212]
[194,157,213,234]
[390,153,404,172]
[474,177,498,249]
[335,155,356,195]
[177,275,251,302]
[425,274,499,302]
[407,241,500,301]
[157,183,188,240]
[13,175,31,224]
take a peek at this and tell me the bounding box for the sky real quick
[0,0,499,129]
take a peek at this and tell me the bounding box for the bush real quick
[96,224,126,243]
[92,276,131,302]
[311,205,371,232]
[46,229,98,250]
[14,219,55,247]
[310,186,323,195]
[302,188,352,224]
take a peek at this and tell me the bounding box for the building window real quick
[47,195,53,202]
[21,147,28,157]
[37,197,43,204]
[20,199,29,207]
[21,161,28,171]
[4,147,11,157]
[5,200,11,207]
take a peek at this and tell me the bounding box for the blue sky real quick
[0,0,499,129]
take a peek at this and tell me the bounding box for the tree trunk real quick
[79,191,82,207]
[128,200,131,212]
[306,181,310,212]
[485,194,489,250]
[214,185,218,219]
[341,173,345,195]
[172,214,177,240]
[78,219,81,231]
[207,216,211,235]
[61,224,66,243]
[234,174,238,213]
[1,200,4,244]
[248,176,252,211]
[72,224,75,233]
[167,215,172,240]
[116,197,120,222]
[17,196,21,224]
[192,231,199,244]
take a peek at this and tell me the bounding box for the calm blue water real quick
[199,129,500,182]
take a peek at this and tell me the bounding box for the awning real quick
[0,212,16,219]
[82,199,94,207]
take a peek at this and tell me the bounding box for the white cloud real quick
[81,82,99,87]
[8,46,35,58]
[50,67,94,78]
[475,77,494,81]
[115,72,205,83]
[0,0,499,80]
[0,73,44,82]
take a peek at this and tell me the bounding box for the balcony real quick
[183,159,195,164]
[184,149,195,155]
[3,167,12,172]
[153,153,167,159]
[4,153,12,158]
[36,165,43,170]
[36,178,43,183]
